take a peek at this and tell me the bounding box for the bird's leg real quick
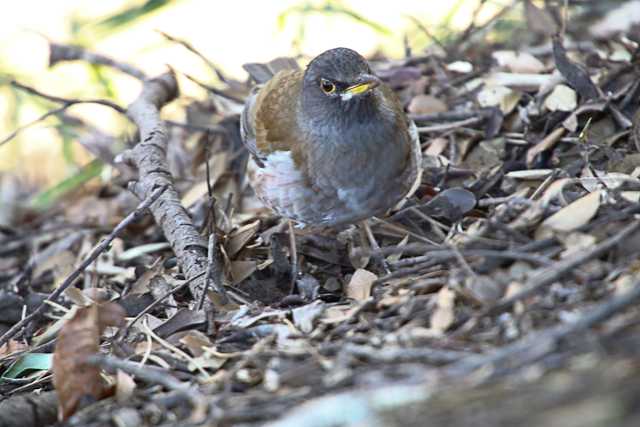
[360,220,390,274]
[288,220,299,294]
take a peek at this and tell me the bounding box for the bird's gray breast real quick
[303,105,410,214]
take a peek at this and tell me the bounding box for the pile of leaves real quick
[2,1,640,426]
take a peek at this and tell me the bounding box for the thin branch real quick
[165,120,228,135]
[0,80,126,147]
[10,80,125,113]
[417,116,484,134]
[182,72,245,104]
[157,31,228,83]
[49,42,147,80]
[405,15,448,53]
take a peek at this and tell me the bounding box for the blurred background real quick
[0,0,505,187]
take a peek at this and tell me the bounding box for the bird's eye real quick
[320,78,336,94]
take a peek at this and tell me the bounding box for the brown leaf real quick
[0,339,27,357]
[536,190,601,239]
[53,302,126,421]
[225,220,260,258]
[345,269,377,301]
[179,330,213,357]
[229,260,258,285]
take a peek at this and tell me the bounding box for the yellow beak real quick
[342,74,381,98]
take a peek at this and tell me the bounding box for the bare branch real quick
[0,80,126,147]
[49,42,147,80]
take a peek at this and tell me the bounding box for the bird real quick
[240,47,422,229]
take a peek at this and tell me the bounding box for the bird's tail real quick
[242,57,300,84]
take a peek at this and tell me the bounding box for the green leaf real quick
[277,1,391,37]
[96,0,181,33]
[1,353,53,380]
[29,159,104,211]
[323,3,391,35]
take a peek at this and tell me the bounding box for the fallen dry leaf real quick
[493,50,545,74]
[544,84,577,112]
[115,369,136,404]
[345,269,378,301]
[430,286,455,336]
[537,190,602,239]
[477,85,521,114]
[53,302,126,421]
[226,220,260,258]
[229,260,258,285]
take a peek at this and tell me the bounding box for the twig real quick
[197,234,216,311]
[1,104,69,147]
[455,0,520,54]
[49,42,147,80]
[182,72,246,104]
[370,217,439,245]
[361,244,551,266]
[157,31,228,83]
[405,15,448,53]
[10,80,126,114]
[417,116,484,134]
[165,120,228,135]
[0,80,127,147]
[10,80,125,113]
[1,81,127,147]
[409,110,479,123]
[342,343,470,365]
[0,185,167,348]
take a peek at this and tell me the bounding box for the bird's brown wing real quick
[241,69,306,168]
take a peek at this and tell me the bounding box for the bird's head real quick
[301,47,381,121]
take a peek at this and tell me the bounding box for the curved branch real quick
[122,71,226,305]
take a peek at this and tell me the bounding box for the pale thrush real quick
[240,47,422,228]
